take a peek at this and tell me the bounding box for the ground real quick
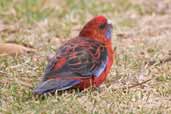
[0,0,171,114]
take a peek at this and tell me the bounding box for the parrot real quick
[33,16,114,94]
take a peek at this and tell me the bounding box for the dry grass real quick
[0,0,171,114]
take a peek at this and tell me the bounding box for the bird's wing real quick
[43,37,108,80]
[33,37,108,94]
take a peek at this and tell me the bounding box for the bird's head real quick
[79,16,113,43]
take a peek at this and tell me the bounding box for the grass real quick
[0,0,171,113]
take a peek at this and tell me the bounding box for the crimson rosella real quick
[33,16,114,94]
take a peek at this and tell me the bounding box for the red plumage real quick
[33,16,114,94]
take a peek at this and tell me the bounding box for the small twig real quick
[145,56,171,67]
[122,78,152,90]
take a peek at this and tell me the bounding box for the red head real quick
[79,16,113,43]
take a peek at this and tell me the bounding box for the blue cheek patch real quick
[105,28,112,40]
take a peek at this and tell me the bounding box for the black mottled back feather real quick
[43,37,107,81]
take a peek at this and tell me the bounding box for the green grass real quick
[0,0,171,114]
[0,0,52,23]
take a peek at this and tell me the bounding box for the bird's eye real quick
[99,23,106,29]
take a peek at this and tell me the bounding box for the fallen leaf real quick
[6,40,34,49]
[0,43,36,56]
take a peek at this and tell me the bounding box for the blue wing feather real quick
[33,79,80,94]
[93,58,108,77]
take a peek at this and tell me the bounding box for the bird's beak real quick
[107,19,113,29]
[107,19,112,25]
